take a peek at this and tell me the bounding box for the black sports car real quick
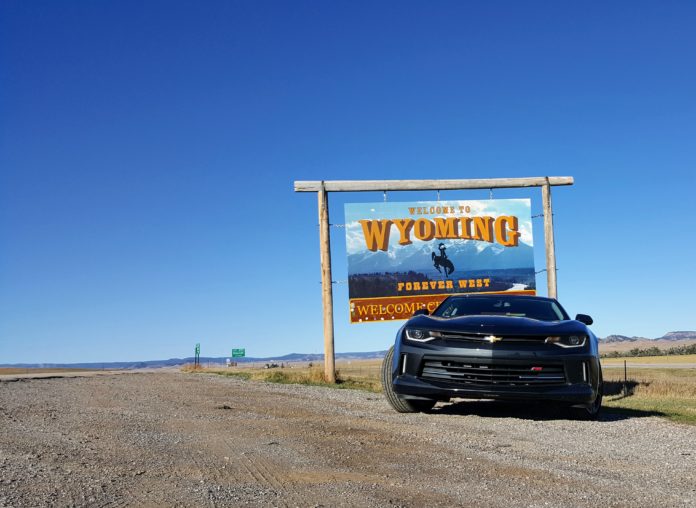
[381,294,603,419]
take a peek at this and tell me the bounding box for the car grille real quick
[434,331,548,343]
[420,359,567,387]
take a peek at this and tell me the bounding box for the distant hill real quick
[599,335,652,344]
[659,331,696,341]
[601,335,641,343]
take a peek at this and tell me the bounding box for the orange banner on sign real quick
[349,290,535,323]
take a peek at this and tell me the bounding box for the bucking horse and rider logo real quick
[431,243,455,277]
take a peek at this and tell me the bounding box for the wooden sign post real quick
[295,176,573,382]
[317,182,336,383]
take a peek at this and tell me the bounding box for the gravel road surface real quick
[1,371,694,507]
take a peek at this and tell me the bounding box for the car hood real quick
[406,314,588,336]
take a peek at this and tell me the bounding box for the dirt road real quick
[1,372,694,507]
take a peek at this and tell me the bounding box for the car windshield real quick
[434,296,567,321]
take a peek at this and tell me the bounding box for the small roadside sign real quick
[231,348,245,358]
[194,343,201,368]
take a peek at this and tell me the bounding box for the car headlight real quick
[404,328,440,342]
[545,335,587,348]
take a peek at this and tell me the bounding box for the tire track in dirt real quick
[215,428,304,507]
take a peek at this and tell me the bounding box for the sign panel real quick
[231,348,246,358]
[345,199,536,323]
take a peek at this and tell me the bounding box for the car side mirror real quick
[575,314,593,325]
[413,309,429,317]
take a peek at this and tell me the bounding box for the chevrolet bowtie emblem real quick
[485,335,503,343]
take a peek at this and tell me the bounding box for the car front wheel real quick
[381,346,436,413]
[575,369,603,420]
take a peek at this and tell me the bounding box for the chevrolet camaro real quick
[381,294,603,419]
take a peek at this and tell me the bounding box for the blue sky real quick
[1,1,694,363]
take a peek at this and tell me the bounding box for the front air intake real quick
[420,359,566,387]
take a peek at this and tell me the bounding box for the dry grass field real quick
[602,354,696,365]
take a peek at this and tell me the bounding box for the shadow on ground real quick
[603,380,642,396]
[433,397,665,422]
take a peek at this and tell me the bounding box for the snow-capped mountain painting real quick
[346,238,534,275]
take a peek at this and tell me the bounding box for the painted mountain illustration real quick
[347,240,534,275]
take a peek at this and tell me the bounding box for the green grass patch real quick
[604,396,696,425]
[601,366,696,424]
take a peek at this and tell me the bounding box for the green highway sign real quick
[231,348,245,358]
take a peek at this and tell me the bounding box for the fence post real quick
[623,360,628,396]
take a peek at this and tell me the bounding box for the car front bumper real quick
[393,373,595,403]
[392,342,600,405]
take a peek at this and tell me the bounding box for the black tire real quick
[381,346,436,413]
[575,368,603,420]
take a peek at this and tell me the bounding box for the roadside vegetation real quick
[181,362,382,392]
[183,357,696,424]
[601,344,696,358]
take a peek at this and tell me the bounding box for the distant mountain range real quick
[3,332,694,370]
[599,331,696,343]
[0,350,388,370]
